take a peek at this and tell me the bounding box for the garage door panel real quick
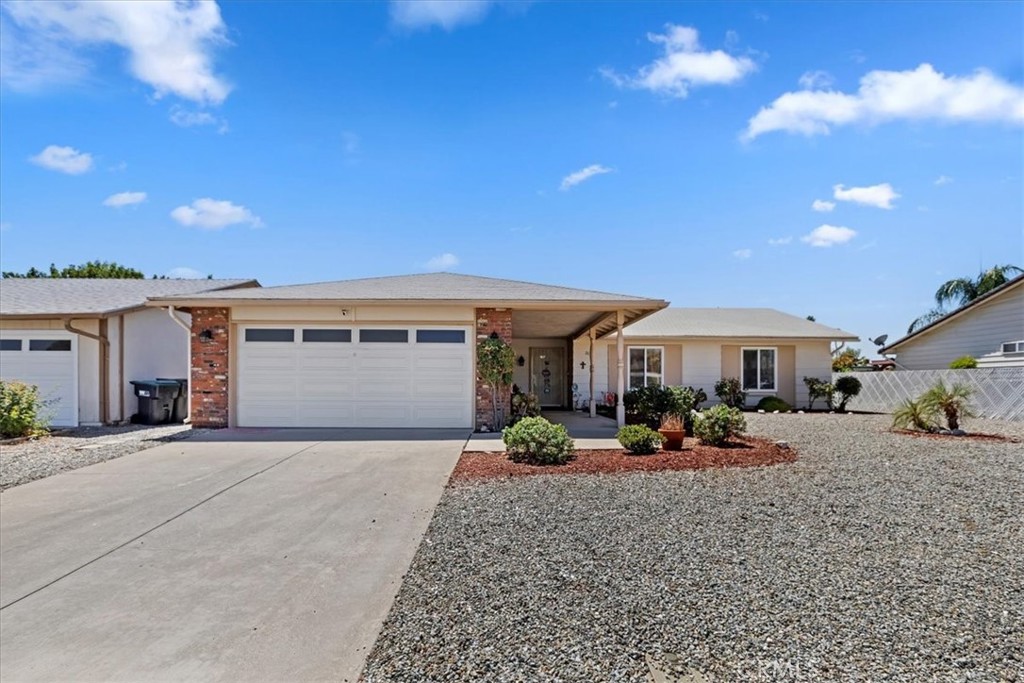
[237,326,471,428]
[0,333,77,427]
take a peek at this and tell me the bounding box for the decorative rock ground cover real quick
[454,438,795,481]
[362,413,1024,682]
[0,424,195,491]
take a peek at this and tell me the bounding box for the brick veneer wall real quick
[190,307,230,428]
[475,308,513,431]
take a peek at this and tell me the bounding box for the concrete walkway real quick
[465,410,622,451]
[0,428,467,682]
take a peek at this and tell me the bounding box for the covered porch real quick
[505,305,665,428]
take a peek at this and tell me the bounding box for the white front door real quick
[530,347,564,407]
[236,326,473,428]
[0,332,78,427]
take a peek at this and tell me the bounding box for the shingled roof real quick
[0,278,259,317]
[619,307,858,340]
[148,272,663,305]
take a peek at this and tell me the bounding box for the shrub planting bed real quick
[452,437,794,481]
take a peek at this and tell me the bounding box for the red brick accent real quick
[475,308,513,431]
[190,307,230,428]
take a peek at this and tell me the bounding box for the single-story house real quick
[571,307,858,410]
[0,278,258,426]
[147,273,856,430]
[881,274,1024,369]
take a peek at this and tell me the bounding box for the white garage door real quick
[0,332,78,427]
[237,325,473,428]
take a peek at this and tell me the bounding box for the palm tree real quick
[908,265,1022,333]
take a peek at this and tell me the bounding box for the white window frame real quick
[628,346,664,389]
[741,346,778,393]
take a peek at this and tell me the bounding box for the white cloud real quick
[102,191,146,207]
[342,131,360,155]
[601,24,757,98]
[811,199,835,212]
[29,144,93,174]
[166,266,206,279]
[798,70,834,90]
[1,0,231,104]
[801,224,857,247]
[170,198,262,230]
[768,236,792,246]
[389,0,494,31]
[733,248,752,259]
[424,252,459,271]
[744,63,1024,140]
[833,183,900,209]
[170,105,228,133]
[934,175,953,186]
[560,164,612,191]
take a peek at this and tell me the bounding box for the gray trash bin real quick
[157,378,189,423]
[130,380,179,425]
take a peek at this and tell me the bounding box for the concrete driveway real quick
[0,428,466,682]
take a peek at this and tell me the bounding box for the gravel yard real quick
[362,413,1024,682]
[0,423,196,491]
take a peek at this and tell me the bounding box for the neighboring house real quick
[571,308,858,410]
[881,274,1024,370]
[0,278,258,426]
[147,273,667,429]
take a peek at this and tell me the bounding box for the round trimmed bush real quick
[949,356,977,369]
[0,380,48,439]
[616,424,665,455]
[756,396,791,412]
[693,404,746,447]
[502,416,575,465]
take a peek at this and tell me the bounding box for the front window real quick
[742,348,776,391]
[629,347,663,389]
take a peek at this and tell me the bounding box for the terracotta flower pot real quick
[659,429,686,451]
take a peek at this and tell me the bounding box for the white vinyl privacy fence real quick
[833,368,1024,421]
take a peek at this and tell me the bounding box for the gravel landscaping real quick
[362,413,1024,682]
[0,424,197,491]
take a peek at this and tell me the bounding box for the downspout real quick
[118,315,125,422]
[63,318,110,425]
[166,307,193,423]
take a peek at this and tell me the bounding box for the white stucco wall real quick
[120,308,191,421]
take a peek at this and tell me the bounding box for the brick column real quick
[191,307,230,428]
[475,308,513,431]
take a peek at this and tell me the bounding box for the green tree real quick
[2,261,145,279]
[909,265,1022,333]
[832,347,868,372]
[476,335,515,429]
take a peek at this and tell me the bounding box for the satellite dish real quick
[871,334,888,346]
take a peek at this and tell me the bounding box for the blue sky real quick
[1,1,1022,352]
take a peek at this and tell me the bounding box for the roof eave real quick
[146,297,668,310]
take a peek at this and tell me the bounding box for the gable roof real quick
[881,273,1024,353]
[619,307,858,340]
[0,278,259,318]
[147,272,663,306]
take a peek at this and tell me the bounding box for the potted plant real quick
[658,414,687,451]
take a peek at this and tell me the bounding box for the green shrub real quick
[0,381,49,439]
[803,377,834,410]
[623,385,679,428]
[616,424,665,455]
[756,396,791,412]
[949,356,977,369]
[892,398,938,432]
[714,377,746,408]
[921,380,976,430]
[693,404,746,446]
[502,416,575,465]
[669,386,707,434]
[833,376,862,412]
[510,391,541,424]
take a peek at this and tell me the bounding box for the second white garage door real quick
[236,325,473,428]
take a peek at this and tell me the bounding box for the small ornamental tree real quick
[804,377,834,410]
[477,334,515,429]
